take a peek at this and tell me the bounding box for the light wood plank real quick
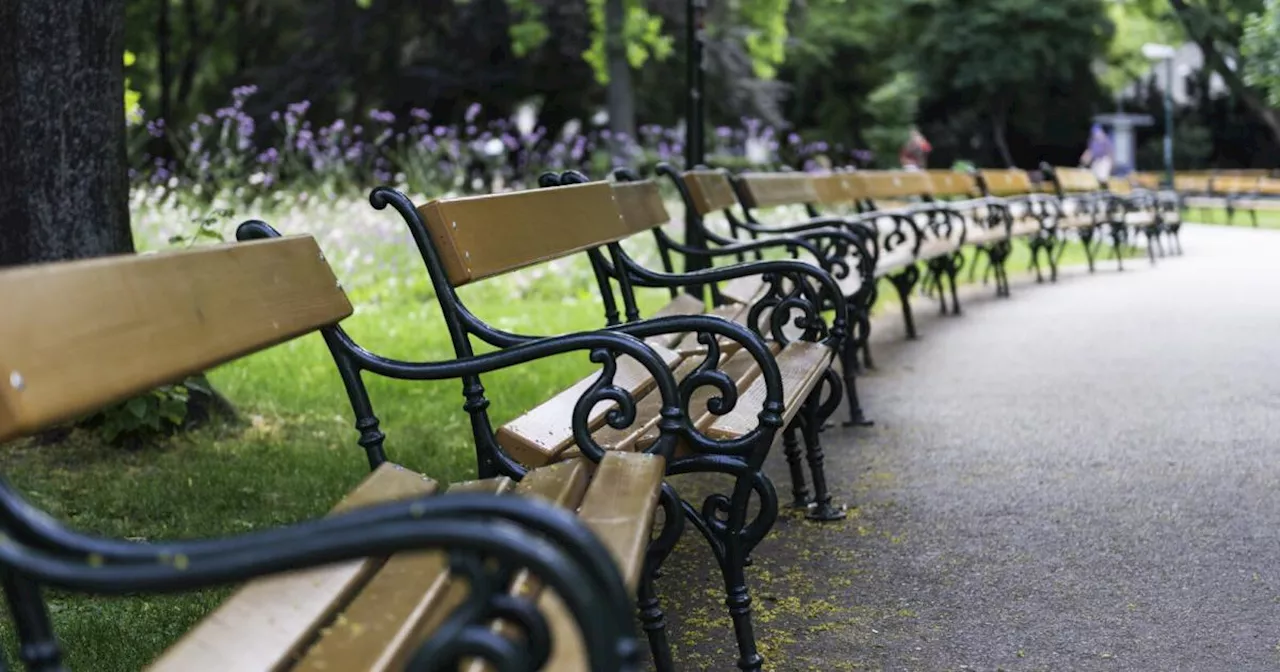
[706,341,834,439]
[147,463,437,672]
[848,171,933,200]
[738,173,820,209]
[417,182,631,286]
[683,170,740,215]
[612,181,672,233]
[290,477,514,672]
[496,345,683,467]
[0,237,351,443]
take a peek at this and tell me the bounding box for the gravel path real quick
[663,225,1280,671]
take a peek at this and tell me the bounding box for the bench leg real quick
[840,339,873,427]
[888,265,921,340]
[1110,224,1127,272]
[857,286,877,370]
[639,483,684,672]
[1043,234,1060,282]
[1251,208,1259,228]
[1144,227,1158,266]
[1027,237,1046,283]
[802,370,848,522]
[1080,227,1097,273]
[3,573,64,672]
[782,426,812,508]
[985,241,1012,298]
[925,257,950,315]
[946,251,964,315]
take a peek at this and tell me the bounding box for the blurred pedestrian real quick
[899,128,932,171]
[1080,124,1114,182]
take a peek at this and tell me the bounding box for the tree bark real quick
[0,0,134,267]
[604,0,637,164]
[991,106,1014,168]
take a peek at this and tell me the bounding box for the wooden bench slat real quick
[646,293,709,348]
[147,463,437,672]
[707,341,833,439]
[0,237,352,443]
[583,357,703,454]
[417,182,631,287]
[496,345,683,467]
[737,173,820,209]
[290,477,514,672]
[612,181,673,232]
[683,170,740,215]
[575,452,665,592]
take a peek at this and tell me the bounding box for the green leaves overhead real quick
[1243,0,1280,105]
[583,0,674,84]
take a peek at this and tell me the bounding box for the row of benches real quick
[1173,172,1280,226]
[0,163,1186,671]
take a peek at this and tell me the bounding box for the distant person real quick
[1080,124,1114,182]
[899,128,932,171]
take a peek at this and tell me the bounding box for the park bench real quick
[1042,165,1169,269]
[0,235,660,671]
[359,181,851,671]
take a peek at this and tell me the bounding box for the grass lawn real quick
[0,199,1144,669]
[1181,206,1280,229]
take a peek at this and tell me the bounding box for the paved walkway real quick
[664,224,1280,671]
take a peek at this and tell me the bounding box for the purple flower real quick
[410,108,431,121]
[434,126,448,137]
[145,119,165,138]
[787,133,801,145]
[369,109,395,124]
[257,148,279,164]
[465,103,482,123]
[716,126,732,139]
[270,111,281,122]
[287,100,312,118]
[231,85,259,102]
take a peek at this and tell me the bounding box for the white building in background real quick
[1122,42,1230,105]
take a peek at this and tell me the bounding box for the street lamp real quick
[682,0,709,294]
[1142,42,1177,187]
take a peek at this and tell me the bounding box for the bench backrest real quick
[979,169,1034,197]
[1258,177,1280,196]
[611,180,674,233]
[926,170,980,198]
[0,237,352,443]
[1050,167,1100,193]
[1174,175,1212,192]
[848,170,933,200]
[1133,172,1162,190]
[810,173,857,205]
[1213,175,1259,194]
[417,182,631,287]
[736,172,820,209]
[682,170,741,215]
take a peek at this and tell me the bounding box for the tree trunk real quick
[0,0,133,267]
[604,0,637,165]
[158,0,172,128]
[991,106,1014,168]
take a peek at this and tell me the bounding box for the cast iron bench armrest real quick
[0,492,640,672]
[621,258,849,351]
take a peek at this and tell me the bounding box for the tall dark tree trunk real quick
[1168,0,1280,145]
[604,0,637,164]
[991,106,1014,168]
[0,0,133,267]
[158,0,172,128]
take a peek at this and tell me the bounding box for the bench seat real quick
[150,453,664,671]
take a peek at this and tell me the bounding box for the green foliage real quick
[582,0,674,84]
[1098,0,1184,93]
[93,383,192,446]
[123,50,142,124]
[738,0,793,79]
[1243,0,1280,105]
[504,0,551,57]
[862,72,920,167]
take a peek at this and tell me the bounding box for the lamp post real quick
[683,0,709,295]
[1143,42,1177,187]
